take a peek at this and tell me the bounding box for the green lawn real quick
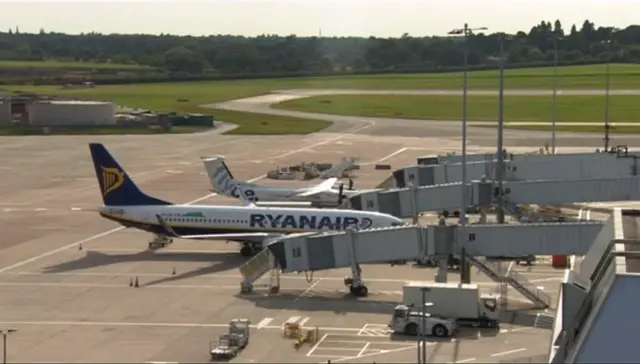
[2,63,639,135]
[500,124,640,134]
[274,94,639,123]
[0,60,152,70]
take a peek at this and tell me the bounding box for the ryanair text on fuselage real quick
[250,213,373,230]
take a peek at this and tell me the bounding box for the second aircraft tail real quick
[201,155,250,198]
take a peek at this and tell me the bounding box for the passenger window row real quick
[165,217,249,224]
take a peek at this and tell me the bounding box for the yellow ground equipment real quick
[283,316,303,338]
[294,327,319,350]
[283,316,319,350]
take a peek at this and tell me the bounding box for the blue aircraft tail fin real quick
[88,143,172,206]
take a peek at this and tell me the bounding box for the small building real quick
[0,97,11,125]
[27,100,116,126]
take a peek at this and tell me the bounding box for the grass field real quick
[274,94,639,123]
[499,124,640,134]
[3,64,639,134]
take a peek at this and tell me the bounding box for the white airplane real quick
[89,143,405,257]
[202,155,362,208]
[303,156,359,180]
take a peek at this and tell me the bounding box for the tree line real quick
[0,19,639,81]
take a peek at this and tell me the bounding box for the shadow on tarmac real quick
[236,290,398,315]
[500,309,554,330]
[41,250,245,286]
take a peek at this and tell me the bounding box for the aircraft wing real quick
[297,177,338,197]
[255,201,313,207]
[155,215,282,241]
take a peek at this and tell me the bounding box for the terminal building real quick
[0,96,116,126]
[27,100,116,126]
[549,208,640,363]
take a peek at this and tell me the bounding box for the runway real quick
[204,88,640,148]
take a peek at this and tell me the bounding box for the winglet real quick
[155,214,181,237]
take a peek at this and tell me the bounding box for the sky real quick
[1,0,637,37]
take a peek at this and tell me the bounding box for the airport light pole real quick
[421,292,434,364]
[448,24,488,226]
[551,35,560,154]
[1,329,17,364]
[496,34,510,224]
[602,34,617,152]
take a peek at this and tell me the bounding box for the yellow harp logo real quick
[101,166,125,196]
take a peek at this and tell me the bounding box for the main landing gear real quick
[344,264,368,297]
[240,244,256,257]
[240,244,260,257]
[148,234,173,250]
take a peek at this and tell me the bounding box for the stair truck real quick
[402,282,500,328]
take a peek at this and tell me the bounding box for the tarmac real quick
[0,89,621,362]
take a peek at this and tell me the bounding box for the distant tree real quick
[553,20,564,37]
[316,56,334,72]
[0,18,638,81]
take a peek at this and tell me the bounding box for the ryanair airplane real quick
[90,143,406,257]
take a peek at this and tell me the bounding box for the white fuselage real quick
[99,204,404,234]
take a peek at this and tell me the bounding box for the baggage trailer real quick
[403,282,500,328]
[209,319,250,360]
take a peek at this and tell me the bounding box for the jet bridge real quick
[398,148,640,188]
[238,217,613,307]
[346,177,640,219]
[416,146,633,167]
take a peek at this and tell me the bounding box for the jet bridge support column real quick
[460,247,471,284]
[435,258,448,283]
[343,228,368,297]
[409,184,419,224]
[478,175,488,224]
[433,217,449,283]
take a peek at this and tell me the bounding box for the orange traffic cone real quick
[134,277,139,288]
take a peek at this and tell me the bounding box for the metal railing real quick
[239,248,272,282]
[467,254,551,309]
[507,268,552,308]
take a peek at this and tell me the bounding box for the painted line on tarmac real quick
[491,348,527,357]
